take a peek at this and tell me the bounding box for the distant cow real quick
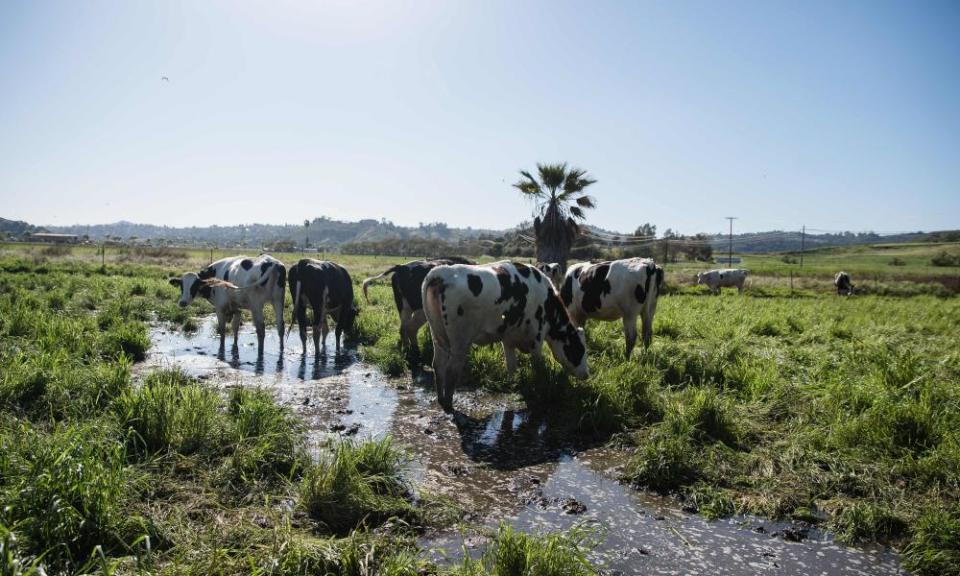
[169,255,286,354]
[561,258,664,357]
[697,269,748,295]
[361,257,474,355]
[535,262,563,290]
[423,261,588,411]
[288,260,359,355]
[835,271,854,296]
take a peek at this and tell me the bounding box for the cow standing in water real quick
[835,271,854,296]
[561,258,664,357]
[361,257,474,356]
[422,261,588,412]
[697,269,748,295]
[169,255,286,355]
[287,260,359,355]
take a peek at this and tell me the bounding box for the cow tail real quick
[286,261,304,341]
[361,265,400,304]
[422,275,446,348]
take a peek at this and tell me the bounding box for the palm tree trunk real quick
[534,199,575,271]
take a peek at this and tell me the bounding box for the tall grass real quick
[299,437,415,535]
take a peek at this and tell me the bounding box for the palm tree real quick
[303,219,310,252]
[514,162,596,270]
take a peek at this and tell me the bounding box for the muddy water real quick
[143,316,906,575]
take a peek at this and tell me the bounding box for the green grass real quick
[299,436,417,535]
[2,244,960,574]
[451,523,597,576]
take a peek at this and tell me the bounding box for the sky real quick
[1,1,958,235]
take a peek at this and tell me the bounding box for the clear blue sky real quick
[1,0,957,235]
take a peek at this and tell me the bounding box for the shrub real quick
[114,369,220,456]
[225,387,305,483]
[452,524,596,576]
[100,321,150,361]
[0,421,130,570]
[627,430,699,493]
[829,501,907,543]
[299,437,415,535]
[903,505,960,576]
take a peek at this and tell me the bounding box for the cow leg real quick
[432,343,449,409]
[216,310,228,351]
[442,350,468,413]
[334,316,342,354]
[623,315,638,358]
[296,304,309,355]
[503,343,519,374]
[641,311,654,350]
[231,311,241,349]
[251,308,265,355]
[408,310,426,356]
[274,293,285,351]
[311,304,323,356]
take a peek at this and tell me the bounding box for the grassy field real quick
[1,242,959,574]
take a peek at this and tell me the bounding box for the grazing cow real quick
[560,258,664,357]
[422,261,588,411]
[535,262,563,290]
[361,257,474,355]
[696,269,748,295]
[835,271,854,296]
[169,255,286,354]
[288,260,359,355]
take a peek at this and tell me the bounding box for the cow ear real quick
[169,278,182,287]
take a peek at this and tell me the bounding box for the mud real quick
[143,316,906,575]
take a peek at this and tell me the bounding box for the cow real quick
[696,268,748,295]
[560,258,663,358]
[361,257,474,356]
[835,271,854,296]
[422,261,588,412]
[287,260,359,355]
[169,255,286,354]
[535,262,563,290]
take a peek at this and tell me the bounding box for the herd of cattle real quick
[169,255,856,411]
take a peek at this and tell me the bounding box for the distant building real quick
[714,256,742,264]
[29,233,79,244]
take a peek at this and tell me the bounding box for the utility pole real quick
[662,235,669,264]
[800,225,805,268]
[725,217,737,265]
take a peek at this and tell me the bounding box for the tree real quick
[635,223,657,238]
[303,219,310,249]
[514,162,596,270]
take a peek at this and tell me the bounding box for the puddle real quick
[143,316,906,575]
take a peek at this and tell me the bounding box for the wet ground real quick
[143,316,906,575]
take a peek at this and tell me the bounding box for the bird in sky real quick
[161,76,169,82]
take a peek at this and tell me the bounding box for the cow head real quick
[696,272,704,285]
[543,295,589,380]
[342,304,360,332]
[169,272,211,307]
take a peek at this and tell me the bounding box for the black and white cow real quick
[422,261,588,412]
[169,255,286,354]
[835,271,854,296]
[535,262,563,290]
[696,269,748,295]
[561,257,663,358]
[287,259,359,355]
[361,257,474,355]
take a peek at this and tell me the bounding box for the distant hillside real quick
[43,216,499,248]
[10,214,956,255]
[0,217,45,238]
